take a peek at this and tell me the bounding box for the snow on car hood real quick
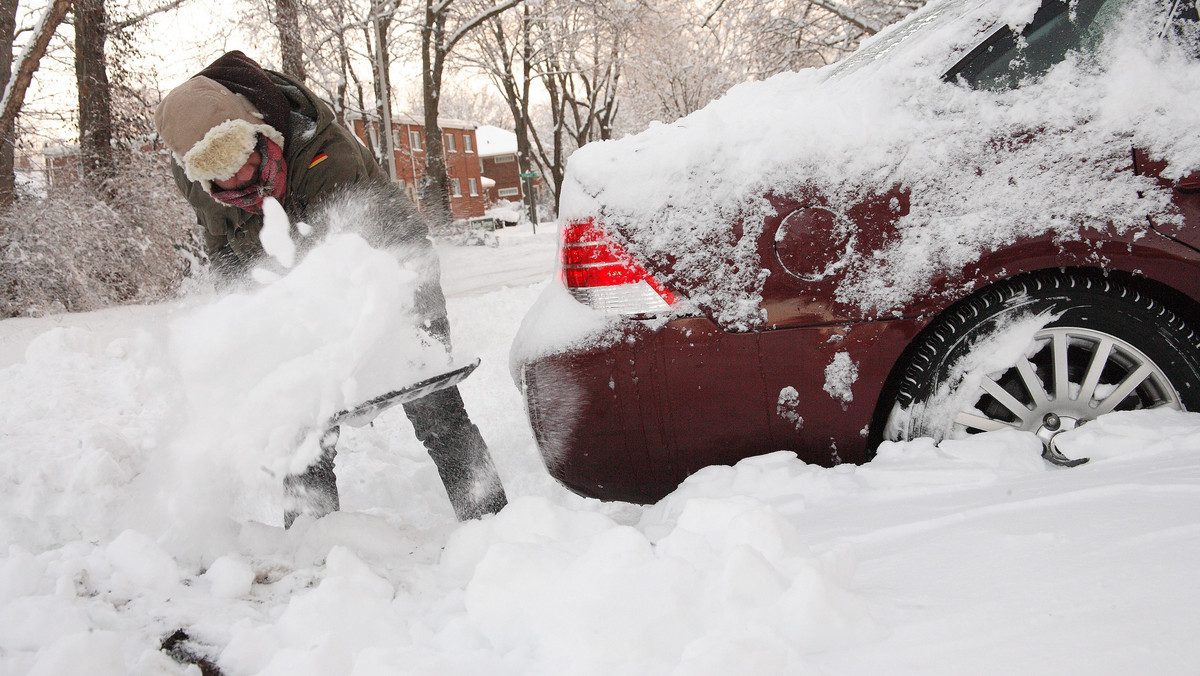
[559,0,1199,325]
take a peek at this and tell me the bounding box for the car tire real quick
[886,270,1200,443]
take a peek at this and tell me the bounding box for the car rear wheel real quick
[886,271,1200,452]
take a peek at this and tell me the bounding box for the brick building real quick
[350,114,486,221]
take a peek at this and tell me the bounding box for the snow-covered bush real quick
[0,149,203,318]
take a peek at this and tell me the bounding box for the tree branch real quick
[701,0,729,29]
[445,0,521,54]
[111,0,192,31]
[0,0,71,132]
[809,0,883,35]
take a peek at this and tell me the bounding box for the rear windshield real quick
[829,0,976,79]
[944,0,1129,89]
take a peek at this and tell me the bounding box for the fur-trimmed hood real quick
[153,51,292,188]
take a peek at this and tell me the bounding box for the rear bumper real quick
[519,316,922,503]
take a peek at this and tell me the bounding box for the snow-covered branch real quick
[445,0,522,53]
[0,0,71,133]
[810,0,885,34]
[111,0,193,31]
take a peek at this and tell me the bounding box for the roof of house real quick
[476,125,518,157]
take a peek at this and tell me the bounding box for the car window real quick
[945,0,1128,90]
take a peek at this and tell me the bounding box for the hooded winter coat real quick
[160,52,447,330]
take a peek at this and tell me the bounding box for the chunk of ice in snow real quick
[261,197,296,269]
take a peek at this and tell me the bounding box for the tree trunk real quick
[0,0,17,207]
[418,0,450,226]
[75,0,114,185]
[370,7,396,181]
[275,0,305,81]
[514,5,535,224]
[0,0,71,206]
[416,0,520,226]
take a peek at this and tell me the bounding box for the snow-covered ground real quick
[3,223,1200,675]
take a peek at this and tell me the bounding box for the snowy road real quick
[435,226,558,298]
[2,226,1199,674]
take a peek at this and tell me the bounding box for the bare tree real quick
[413,0,519,225]
[274,0,306,80]
[0,0,17,207]
[0,0,72,207]
[524,0,639,212]
[75,0,114,184]
[731,0,923,73]
[619,0,752,130]
[470,4,538,217]
[75,0,204,191]
[466,0,619,213]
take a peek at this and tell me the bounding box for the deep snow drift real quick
[2,224,1199,675]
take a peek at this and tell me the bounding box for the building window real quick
[464,135,474,153]
[445,133,456,153]
[468,178,478,196]
[498,187,520,198]
[493,154,514,163]
[450,178,462,197]
[409,130,423,151]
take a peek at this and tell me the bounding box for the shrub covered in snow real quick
[0,149,203,318]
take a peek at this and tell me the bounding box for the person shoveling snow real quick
[153,50,507,525]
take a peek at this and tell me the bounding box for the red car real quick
[513,0,1200,503]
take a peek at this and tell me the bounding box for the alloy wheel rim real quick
[950,326,1182,438]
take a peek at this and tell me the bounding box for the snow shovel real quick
[329,358,481,428]
[285,358,506,527]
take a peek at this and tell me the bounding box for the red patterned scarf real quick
[210,136,287,213]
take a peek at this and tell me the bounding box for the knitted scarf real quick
[210,136,287,214]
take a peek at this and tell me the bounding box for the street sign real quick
[519,172,539,178]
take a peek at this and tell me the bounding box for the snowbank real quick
[3,267,1200,673]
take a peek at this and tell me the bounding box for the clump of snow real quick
[106,529,182,593]
[163,232,450,534]
[919,309,1058,439]
[558,0,1192,325]
[777,386,805,430]
[259,196,296,269]
[202,556,256,599]
[509,281,619,378]
[445,495,874,673]
[823,352,859,404]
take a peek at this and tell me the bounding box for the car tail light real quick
[558,218,676,315]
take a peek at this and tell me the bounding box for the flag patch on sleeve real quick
[308,153,328,169]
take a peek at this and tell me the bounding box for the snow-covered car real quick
[512,0,1200,503]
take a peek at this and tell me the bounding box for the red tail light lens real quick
[558,219,676,314]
